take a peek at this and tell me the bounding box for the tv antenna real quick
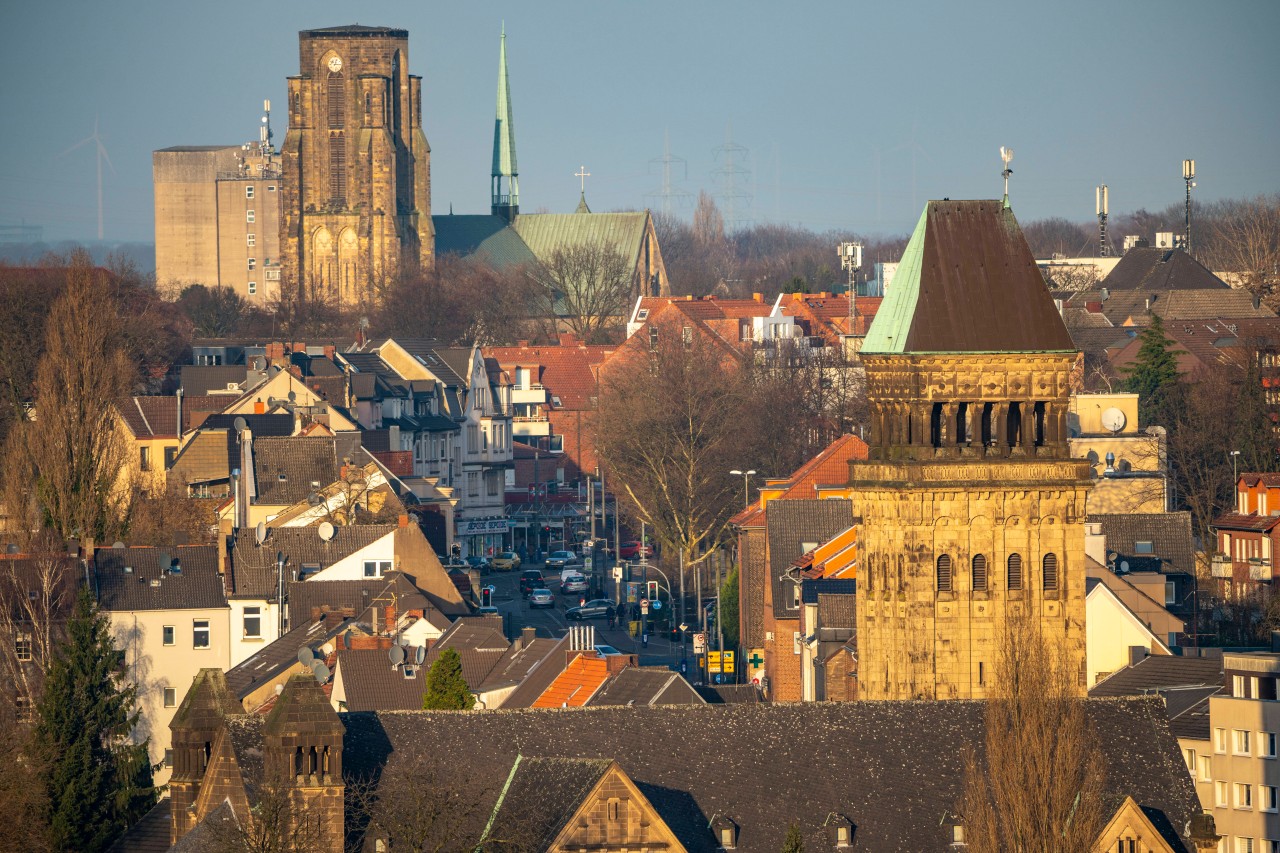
[999,147,1014,205]
[1096,185,1110,257]
[58,117,115,241]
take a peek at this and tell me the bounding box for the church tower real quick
[280,25,434,306]
[168,669,243,844]
[851,200,1092,701]
[491,27,519,222]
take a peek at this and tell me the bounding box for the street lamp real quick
[1231,450,1241,484]
[729,469,757,510]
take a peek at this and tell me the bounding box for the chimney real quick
[819,291,830,299]
[1100,287,1109,302]
[517,340,529,348]
[1084,524,1107,566]
[254,398,266,414]
[606,653,636,675]
[521,626,537,648]
[752,292,763,302]
[323,344,335,359]
[1128,646,1148,667]
[558,332,579,347]
[398,513,409,528]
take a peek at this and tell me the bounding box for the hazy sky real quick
[2,0,1277,245]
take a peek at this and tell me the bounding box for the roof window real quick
[1134,541,1154,555]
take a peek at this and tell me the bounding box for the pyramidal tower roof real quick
[862,199,1076,354]
[492,26,518,184]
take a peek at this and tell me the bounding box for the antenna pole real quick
[1096,185,1109,257]
[1182,159,1196,255]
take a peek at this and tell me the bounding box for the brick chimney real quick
[521,626,537,648]
[606,653,636,675]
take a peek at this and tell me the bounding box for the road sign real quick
[612,566,622,581]
[723,650,735,672]
[679,623,689,633]
[584,556,593,573]
[692,632,707,654]
[651,600,662,611]
[640,598,650,615]
[707,650,722,673]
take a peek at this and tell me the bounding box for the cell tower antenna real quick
[712,122,753,232]
[645,129,691,216]
[999,146,1014,206]
[1182,159,1196,255]
[58,117,114,242]
[1096,184,1110,257]
[260,99,273,155]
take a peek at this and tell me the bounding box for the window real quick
[972,554,988,591]
[649,326,659,351]
[1007,553,1023,590]
[248,281,257,295]
[1184,747,1197,774]
[164,749,173,768]
[363,561,391,579]
[1165,580,1176,605]
[164,446,177,469]
[1200,754,1212,781]
[952,825,964,844]
[247,233,256,247]
[1236,729,1252,755]
[1042,552,1058,590]
[162,625,175,646]
[139,446,151,472]
[193,620,210,649]
[1235,675,1247,697]
[1237,841,1254,853]
[1237,782,1254,809]
[1264,786,1278,812]
[936,554,952,592]
[15,632,32,661]
[247,257,256,271]
[243,606,261,639]
[1264,732,1277,758]
[246,209,255,223]
[1216,780,1229,806]
[467,472,480,497]
[1135,540,1154,554]
[1216,727,1228,753]
[245,185,254,199]
[14,696,32,722]
[163,687,176,708]
[268,184,276,192]
[682,325,693,349]
[790,584,801,610]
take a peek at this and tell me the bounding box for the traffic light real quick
[480,586,493,607]
[646,580,659,601]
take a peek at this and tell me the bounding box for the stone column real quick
[1022,401,1036,448]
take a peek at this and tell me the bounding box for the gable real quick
[549,763,685,852]
[1095,796,1182,853]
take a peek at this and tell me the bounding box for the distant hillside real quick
[0,241,155,273]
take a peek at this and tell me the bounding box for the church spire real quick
[491,25,519,221]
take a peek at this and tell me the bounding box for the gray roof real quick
[424,616,510,689]
[1102,248,1231,291]
[168,799,238,852]
[498,635,571,708]
[224,617,351,700]
[301,24,407,37]
[586,667,704,707]
[482,757,612,850]
[179,364,261,395]
[106,799,170,853]
[341,697,1203,852]
[94,545,227,612]
[1091,512,1196,575]
[802,577,856,605]
[286,571,463,627]
[1089,652,1224,741]
[767,500,853,619]
[229,523,396,599]
[432,214,538,268]
[695,684,766,704]
[334,649,427,712]
[476,637,563,693]
[251,435,364,506]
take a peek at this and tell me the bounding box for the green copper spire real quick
[491,25,519,220]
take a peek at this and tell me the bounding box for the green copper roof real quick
[861,199,1076,355]
[575,193,591,214]
[492,28,518,182]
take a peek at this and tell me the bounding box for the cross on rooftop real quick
[575,165,591,193]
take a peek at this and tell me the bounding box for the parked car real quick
[561,573,589,595]
[618,541,654,560]
[476,605,500,616]
[492,551,522,571]
[528,588,555,608]
[465,555,491,572]
[518,569,545,595]
[546,550,581,570]
[565,599,616,620]
[522,579,548,599]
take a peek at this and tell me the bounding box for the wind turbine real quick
[59,117,114,241]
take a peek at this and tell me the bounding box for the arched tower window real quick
[1007,402,1023,447]
[936,554,952,591]
[327,71,346,206]
[972,554,988,591]
[1008,553,1023,590]
[1043,553,1059,590]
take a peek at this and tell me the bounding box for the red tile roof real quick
[777,434,869,499]
[487,343,615,411]
[1211,512,1280,533]
[532,654,610,708]
[1241,473,1280,488]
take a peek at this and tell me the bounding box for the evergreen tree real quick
[781,822,805,853]
[29,587,155,853]
[719,566,740,651]
[1120,314,1182,425]
[422,648,475,710]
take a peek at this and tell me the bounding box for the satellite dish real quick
[111,541,126,550]
[1119,560,1130,573]
[1100,407,1127,433]
[318,521,336,542]
[298,646,315,666]
[288,390,297,403]
[389,645,406,666]
[415,646,426,665]
[310,660,331,682]
[275,683,285,696]
[233,416,248,434]
[342,632,352,649]
[255,522,267,545]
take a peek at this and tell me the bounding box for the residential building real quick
[94,544,230,787]
[1069,391,1169,513]
[851,199,1092,701]
[1091,512,1199,630]
[1213,474,1280,598]
[280,25,434,305]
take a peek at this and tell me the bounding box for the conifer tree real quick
[421,648,475,710]
[1120,313,1181,425]
[781,822,805,853]
[29,587,155,853]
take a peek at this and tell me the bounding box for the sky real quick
[2,0,1278,246]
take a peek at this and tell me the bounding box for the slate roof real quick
[801,577,857,605]
[863,200,1076,354]
[476,637,563,693]
[179,364,262,396]
[334,649,427,712]
[767,499,853,619]
[1102,247,1231,291]
[532,653,611,707]
[105,799,171,853]
[168,800,238,852]
[499,635,571,708]
[117,394,228,438]
[424,616,511,689]
[1089,653,1224,740]
[695,684,766,704]
[252,435,360,506]
[432,214,538,267]
[301,24,407,37]
[228,524,396,599]
[94,545,226,612]
[169,414,295,486]
[225,617,351,700]
[482,756,612,850]
[1091,512,1196,575]
[341,697,1203,853]
[586,667,704,707]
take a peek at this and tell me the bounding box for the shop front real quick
[457,517,511,559]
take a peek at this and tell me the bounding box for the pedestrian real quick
[607,609,616,630]
[579,596,586,608]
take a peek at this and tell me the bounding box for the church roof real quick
[301,24,407,38]
[433,214,537,267]
[432,209,652,275]
[492,28,517,180]
[862,200,1076,354]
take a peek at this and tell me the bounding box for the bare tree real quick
[346,760,494,853]
[959,610,1107,853]
[530,243,634,342]
[1201,195,1280,306]
[200,779,330,853]
[3,259,135,546]
[0,537,78,720]
[126,479,218,546]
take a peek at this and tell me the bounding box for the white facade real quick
[306,532,397,581]
[228,598,283,668]
[1085,581,1170,688]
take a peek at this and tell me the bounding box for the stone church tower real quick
[851,200,1092,701]
[281,25,434,306]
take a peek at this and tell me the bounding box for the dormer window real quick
[637,308,649,321]
[711,816,738,849]
[824,814,854,848]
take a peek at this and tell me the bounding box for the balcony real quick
[1211,554,1232,579]
[1251,557,1274,582]
[1210,554,1275,581]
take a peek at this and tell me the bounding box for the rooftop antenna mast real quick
[839,241,864,332]
[260,99,273,157]
[59,117,114,241]
[1182,159,1196,255]
[1096,184,1110,257]
[1000,146,1014,207]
